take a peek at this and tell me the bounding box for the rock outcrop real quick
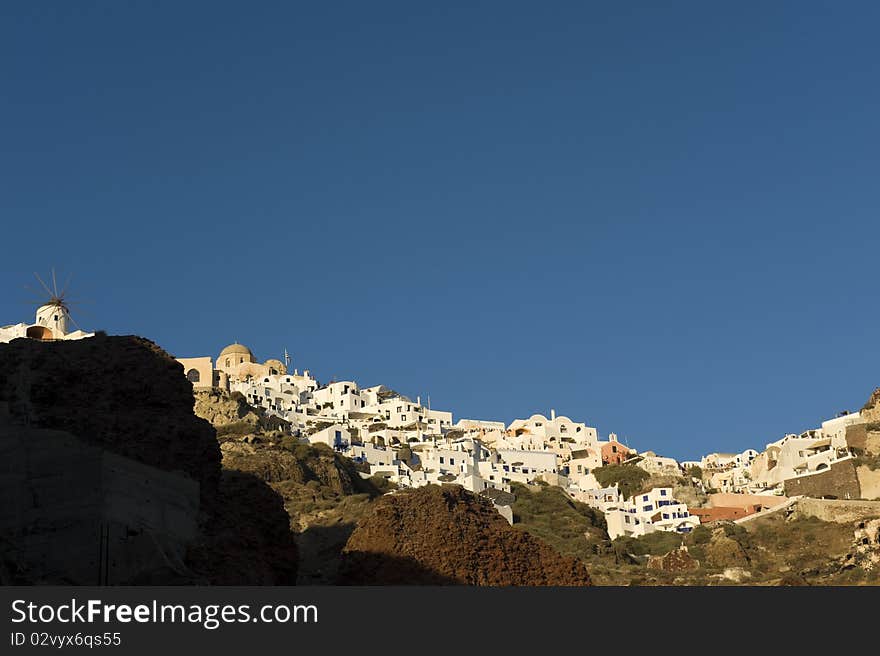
[647,547,699,572]
[0,334,220,501]
[704,528,750,569]
[221,441,367,494]
[862,388,880,423]
[0,335,297,585]
[338,485,593,585]
[194,388,288,435]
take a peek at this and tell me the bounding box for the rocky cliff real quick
[338,485,593,585]
[0,335,297,585]
[862,388,880,423]
[0,334,220,500]
[194,388,289,435]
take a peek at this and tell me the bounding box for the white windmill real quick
[25,269,88,340]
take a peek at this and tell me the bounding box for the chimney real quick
[550,409,556,421]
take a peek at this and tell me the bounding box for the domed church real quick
[177,342,288,390]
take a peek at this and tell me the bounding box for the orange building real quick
[601,435,635,465]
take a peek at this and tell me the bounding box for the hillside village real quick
[177,340,880,541]
[3,300,880,586]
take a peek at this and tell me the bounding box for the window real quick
[643,505,652,512]
[660,489,667,496]
[643,495,649,501]
[439,457,444,464]
[186,369,201,383]
[450,458,455,465]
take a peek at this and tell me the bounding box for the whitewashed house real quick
[604,487,700,540]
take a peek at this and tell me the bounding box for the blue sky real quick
[2,2,878,460]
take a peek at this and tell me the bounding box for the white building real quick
[307,424,351,450]
[749,424,855,493]
[506,411,599,451]
[604,487,700,540]
[0,303,93,344]
[575,486,622,513]
[822,411,862,449]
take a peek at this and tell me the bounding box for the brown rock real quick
[338,485,592,585]
[705,529,750,568]
[647,547,699,572]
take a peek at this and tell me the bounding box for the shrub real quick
[215,421,253,437]
[685,465,703,481]
[613,530,683,557]
[366,475,397,495]
[593,464,650,500]
[686,524,712,546]
[509,482,607,562]
[854,452,880,471]
[280,435,302,451]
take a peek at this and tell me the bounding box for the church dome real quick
[219,343,255,360]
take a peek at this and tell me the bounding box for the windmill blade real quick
[51,268,59,298]
[67,305,94,319]
[60,272,73,298]
[67,312,85,333]
[33,273,54,298]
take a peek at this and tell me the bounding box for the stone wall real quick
[708,492,789,509]
[867,431,880,455]
[845,423,868,451]
[793,498,880,524]
[857,466,880,501]
[783,459,861,500]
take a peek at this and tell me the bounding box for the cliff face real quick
[221,441,365,494]
[194,388,289,434]
[0,334,220,501]
[338,485,593,585]
[0,335,297,585]
[863,388,880,423]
